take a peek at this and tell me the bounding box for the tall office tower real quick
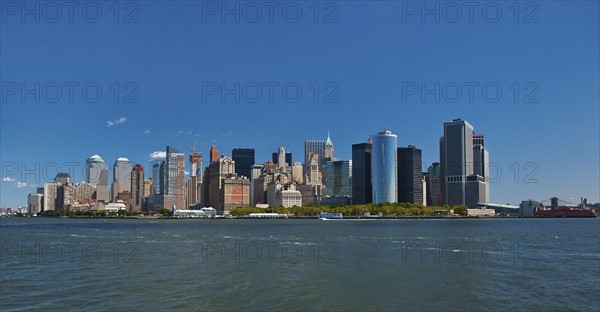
[277,147,286,169]
[322,160,352,197]
[232,148,255,179]
[352,141,373,205]
[165,146,186,210]
[426,162,442,206]
[130,164,144,212]
[187,151,203,207]
[271,151,292,168]
[111,157,132,201]
[473,137,490,203]
[159,161,166,195]
[291,162,304,184]
[304,153,321,185]
[54,173,71,184]
[43,183,60,211]
[56,182,74,209]
[143,179,154,197]
[251,164,264,180]
[371,130,398,203]
[324,131,334,160]
[209,145,220,162]
[151,159,163,194]
[27,193,43,214]
[86,154,109,202]
[397,145,423,204]
[204,156,235,213]
[440,119,488,208]
[440,119,473,206]
[304,139,326,168]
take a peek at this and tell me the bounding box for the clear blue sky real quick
[1,1,598,207]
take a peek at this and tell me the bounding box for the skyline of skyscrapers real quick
[28,119,495,213]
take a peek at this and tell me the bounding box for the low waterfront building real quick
[467,208,496,217]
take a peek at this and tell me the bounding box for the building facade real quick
[131,164,144,212]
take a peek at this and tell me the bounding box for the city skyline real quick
[2,120,598,209]
[1,2,598,207]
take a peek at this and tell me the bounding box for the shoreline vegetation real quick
[17,203,481,219]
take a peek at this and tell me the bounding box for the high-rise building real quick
[352,142,372,205]
[291,162,304,184]
[232,148,255,179]
[305,139,326,167]
[322,160,352,197]
[371,130,397,203]
[143,179,154,197]
[204,156,235,212]
[73,182,96,203]
[27,193,43,214]
[440,119,489,208]
[43,183,60,211]
[324,131,334,160]
[54,173,71,184]
[272,150,292,167]
[209,145,220,162]
[426,162,442,206]
[221,176,251,214]
[397,145,423,204]
[151,159,163,194]
[131,164,144,212]
[165,146,186,210]
[111,157,132,201]
[86,155,109,202]
[188,151,203,207]
[304,153,321,185]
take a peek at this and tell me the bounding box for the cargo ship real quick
[535,207,597,218]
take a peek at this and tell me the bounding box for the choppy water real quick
[1,217,599,311]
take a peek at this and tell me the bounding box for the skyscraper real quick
[322,160,352,197]
[204,156,235,213]
[111,157,132,201]
[272,150,292,167]
[86,154,109,202]
[188,151,203,207]
[209,145,220,162]
[352,141,372,204]
[165,146,185,210]
[304,139,326,167]
[324,131,334,160]
[151,159,163,194]
[371,130,397,203]
[426,162,442,206]
[397,145,423,204]
[232,148,255,178]
[440,119,488,208]
[130,164,144,212]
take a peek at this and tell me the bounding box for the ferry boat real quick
[318,212,343,220]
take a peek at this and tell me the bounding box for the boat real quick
[535,207,597,218]
[318,212,343,220]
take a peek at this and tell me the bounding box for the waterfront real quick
[1,218,599,311]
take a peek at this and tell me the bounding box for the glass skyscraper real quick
[371,130,397,203]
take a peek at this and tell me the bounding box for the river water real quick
[1,217,599,311]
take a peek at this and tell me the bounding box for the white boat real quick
[317,212,342,220]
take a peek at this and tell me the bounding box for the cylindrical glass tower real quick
[371,130,397,203]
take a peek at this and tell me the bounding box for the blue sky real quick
[1,1,599,207]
